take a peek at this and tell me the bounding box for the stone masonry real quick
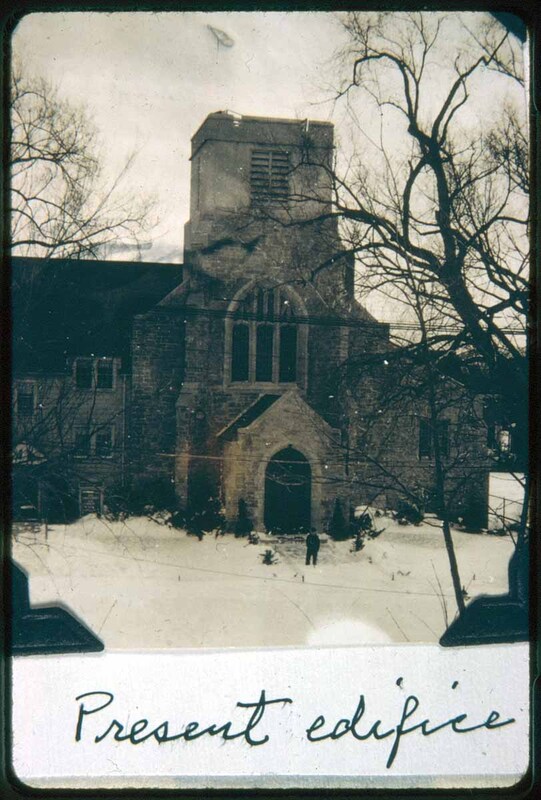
[127,111,490,530]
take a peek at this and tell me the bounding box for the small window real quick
[279,325,297,382]
[74,426,91,457]
[497,428,512,453]
[438,421,450,458]
[255,325,274,382]
[95,426,114,458]
[419,419,450,459]
[97,359,114,389]
[280,298,293,320]
[266,289,275,319]
[344,258,355,299]
[487,423,498,450]
[231,323,250,382]
[75,359,93,389]
[256,289,265,317]
[419,419,432,458]
[16,384,35,418]
[251,149,289,202]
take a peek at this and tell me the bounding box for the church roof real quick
[216,394,281,441]
[11,256,183,372]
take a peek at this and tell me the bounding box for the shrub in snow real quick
[200,496,226,533]
[169,509,186,529]
[487,522,520,539]
[349,508,374,549]
[137,477,177,513]
[186,510,205,540]
[31,474,79,523]
[328,498,349,540]
[395,498,424,525]
[261,548,278,565]
[350,510,385,548]
[235,498,253,537]
[104,477,177,519]
[451,500,486,533]
[150,509,173,525]
[103,482,129,519]
[183,495,226,537]
[358,511,375,532]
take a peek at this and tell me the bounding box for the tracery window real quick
[230,287,301,385]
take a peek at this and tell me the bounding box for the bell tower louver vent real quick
[250,149,289,202]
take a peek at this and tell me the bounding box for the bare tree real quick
[9,62,160,520]
[318,300,488,616]
[327,15,527,365]
[310,12,529,614]
[266,12,529,508]
[219,12,528,612]
[222,14,528,434]
[12,369,127,521]
[9,61,155,259]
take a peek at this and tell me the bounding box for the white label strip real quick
[12,643,529,789]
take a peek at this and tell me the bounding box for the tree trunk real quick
[427,383,466,616]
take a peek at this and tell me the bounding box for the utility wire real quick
[158,452,495,471]
[170,304,525,336]
[48,541,464,600]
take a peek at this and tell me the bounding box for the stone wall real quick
[129,309,185,482]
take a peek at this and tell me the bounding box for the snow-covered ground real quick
[12,515,514,649]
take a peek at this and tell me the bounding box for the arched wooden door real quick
[264,446,311,533]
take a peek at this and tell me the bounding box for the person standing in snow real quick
[305,528,320,566]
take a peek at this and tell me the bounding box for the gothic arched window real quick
[229,287,305,386]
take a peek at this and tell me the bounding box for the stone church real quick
[12,112,489,529]
[129,112,394,532]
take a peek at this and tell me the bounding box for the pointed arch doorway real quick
[264,446,311,533]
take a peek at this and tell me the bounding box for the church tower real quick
[184,111,335,263]
[164,111,389,532]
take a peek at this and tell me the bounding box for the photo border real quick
[1,0,538,796]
